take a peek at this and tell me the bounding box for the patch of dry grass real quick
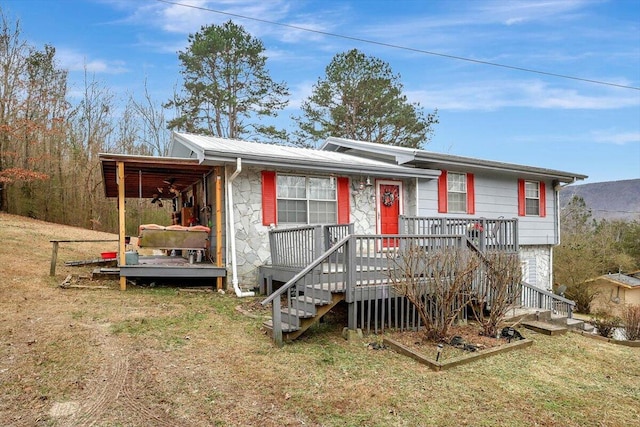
[1,212,639,426]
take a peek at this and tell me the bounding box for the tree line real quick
[0,12,438,231]
[554,195,640,313]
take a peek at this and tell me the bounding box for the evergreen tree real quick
[166,20,289,141]
[293,49,438,148]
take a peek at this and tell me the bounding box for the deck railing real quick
[399,216,519,253]
[261,234,471,344]
[268,224,354,268]
[520,282,575,318]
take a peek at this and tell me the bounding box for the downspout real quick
[227,158,255,297]
[554,177,577,246]
[552,177,577,289]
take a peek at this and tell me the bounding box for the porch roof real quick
[588,272,640,289]
[321,137,588,184]
[170,132,440,179]
[99,153,214,198]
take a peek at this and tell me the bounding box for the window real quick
[447,172,467,213]
[518,179,546,217]
[438,170,475,214]
[276,175,337,224]
[525,181,540,216]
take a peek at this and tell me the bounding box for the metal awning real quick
[100,153,214,198]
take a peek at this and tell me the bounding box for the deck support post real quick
[49,241,59,276]
[345,236,357,330]
[117,161,127,291]
[215,168,223,290]
[272,296,283,347]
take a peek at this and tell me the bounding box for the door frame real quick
[376,179,403,235]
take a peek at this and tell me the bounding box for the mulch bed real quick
[381,322,526,361]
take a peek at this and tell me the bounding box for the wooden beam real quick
[215,167,223,290]
[49,241,59,276]
[117,161,127,291]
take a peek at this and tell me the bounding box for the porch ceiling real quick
[100,153,214,198]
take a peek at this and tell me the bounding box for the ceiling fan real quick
[151,187,164,207]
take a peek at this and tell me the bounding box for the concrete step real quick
[504,308,552,322]
[521,320,568,336]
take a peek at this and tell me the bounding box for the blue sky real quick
[4,0,640,184]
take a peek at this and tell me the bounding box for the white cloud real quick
[55,48,128,74]
[592,130,640,145]
[408,79,640,111]
[285,80,315,111]
[474,0,593,26]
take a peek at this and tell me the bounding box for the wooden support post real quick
[117,161,127,291]
[272,295,283,348]
[345,237,357,330]
[215,168,223,290]
[49,241,59,276]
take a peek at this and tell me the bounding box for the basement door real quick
[377,180,403,248]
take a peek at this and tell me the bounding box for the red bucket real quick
[101,251,117,260]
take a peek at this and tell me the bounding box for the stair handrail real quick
[261,234,352,346]
[261,234,351,308]
[520,281,576,318]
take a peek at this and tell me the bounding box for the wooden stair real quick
[263,282,346,341]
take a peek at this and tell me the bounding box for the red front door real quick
[378,181,402,247]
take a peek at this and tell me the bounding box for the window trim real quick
[518,179,546,217]
[261,171,350,226]
[438,170,475,214]
[277,173,337,225]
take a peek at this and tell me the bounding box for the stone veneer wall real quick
[228,167,405,287]
[519,245,553,291]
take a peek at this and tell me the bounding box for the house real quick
[100,132,585,340]
[587,272,640,315]
[166,133,586,290]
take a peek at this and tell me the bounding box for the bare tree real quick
[67,69,115,229]
[129,79,170,156]
[387,245,479,341]
[469,251,522,337]
[0,11,29,211]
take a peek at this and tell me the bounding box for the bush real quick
[387,246,479,341]
[590,311,621,338]
[564,282,598,314]
[621,304,640,341]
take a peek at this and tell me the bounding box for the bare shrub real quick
[470,251,522,337]
[387,245,480,341]
[621,304,640,341]
[590,311,621,338]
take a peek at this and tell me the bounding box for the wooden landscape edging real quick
[571,330,640,348]
[383,338,533,371]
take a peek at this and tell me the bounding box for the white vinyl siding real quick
[417,173,557,246]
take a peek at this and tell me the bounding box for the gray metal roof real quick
[171,132,440,179]
[321,137,588,183]
[602,273,640,288]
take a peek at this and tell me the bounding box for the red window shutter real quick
[261,171,277,225]
[438,170,448,213]
[539,181,546,217]
[336,177,350,224]
[466,173,475,215]
[517,179,526,216]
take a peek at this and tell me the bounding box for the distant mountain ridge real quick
[560,179,640,221]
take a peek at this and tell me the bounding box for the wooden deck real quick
[118,255,226,279]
